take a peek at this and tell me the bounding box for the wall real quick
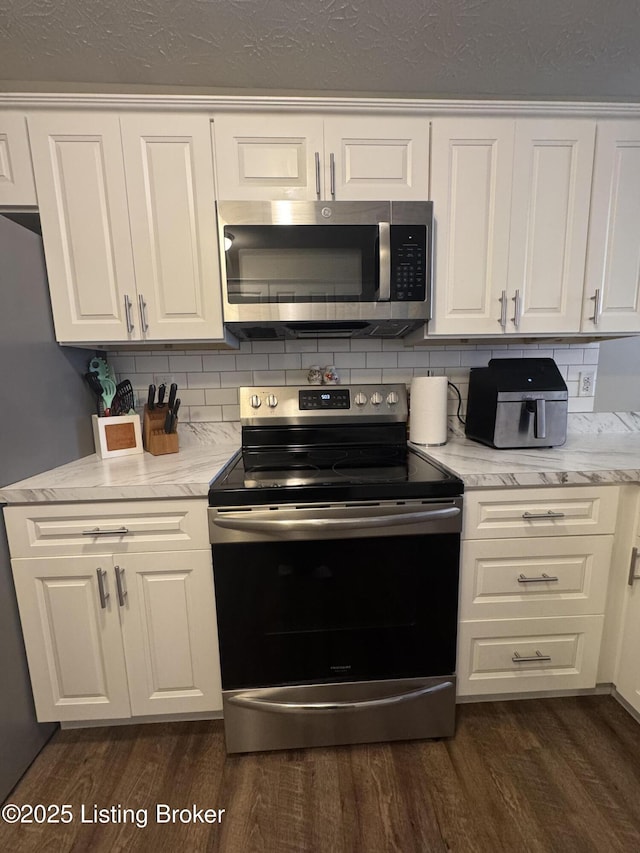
[110,339,600,424]
[594,336,640,413]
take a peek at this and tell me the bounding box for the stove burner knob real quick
[386,391,399,406]
[249,394,262,409]
[266,394,278,408]
[371,391,383,406]
[354,392,368,407]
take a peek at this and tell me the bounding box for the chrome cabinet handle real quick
[314,151,321,198]
[590,288,603,325]
[96,568,109,609]
[124,294,135,333]
[82,526,130,537]
[512,650,552,663]
[114,566,128,607]
[228,681,453,714]
[628,546,640,586]
[378,222,391,301]
[522,510,565,520]
[512,289,522,328]
[214,506,460,534]
[518,572,559,584]
[138,293,149,333]
[329,152,336,199]
[499,290,508,330]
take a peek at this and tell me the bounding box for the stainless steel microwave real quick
[216,200,433,340]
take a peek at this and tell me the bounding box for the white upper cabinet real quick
[582,121,640,334]
[0,112,37,205]
[28,112,137,343]
[120,114,223,340]
[429,118,515,336]
[429,117,595,336]
[213,113,429,201]
[507,120,595,334]
[28,111,223,344]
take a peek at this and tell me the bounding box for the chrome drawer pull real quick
[512,650,552,663]
[82,526,130,536]
[628,547,640,587]
[96,568,109,609]
[518,572,559,584]
[522,510,566,520]
[114,566,128,607]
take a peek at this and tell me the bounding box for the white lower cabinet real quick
[12,550,222,722]
[5,499,222,724]
[614,509,640,715]
[457,486,618,699]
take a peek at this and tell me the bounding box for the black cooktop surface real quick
[208,444,464,507]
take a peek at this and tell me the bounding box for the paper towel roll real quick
[410,376,448,446]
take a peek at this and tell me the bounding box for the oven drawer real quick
[462,486,619,540]
[457,615,604,697]
[4,499,209,558]
[459,535,613,620]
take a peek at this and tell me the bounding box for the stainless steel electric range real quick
[208,384,464,753]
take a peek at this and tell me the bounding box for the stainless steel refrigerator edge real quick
[0,215,95,802]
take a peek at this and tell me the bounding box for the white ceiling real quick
[0,0,639,100]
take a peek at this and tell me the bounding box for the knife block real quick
[143,405,179,456]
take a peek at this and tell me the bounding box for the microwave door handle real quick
[378,222,391,301]
[534,398,547,440]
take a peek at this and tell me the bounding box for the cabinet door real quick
[322,116,429,200]
[615,542,640,715]
[429,119,514,335]
[11,556,131,722]
[118,550,222,715]
[121,114,224,340]
[28,112,137,343]
[213,114,324,200]
[507,120,595,334]
[0,112,37,205]
[582,121,640,333]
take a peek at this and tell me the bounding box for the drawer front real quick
[463,486,619,540]
[4,500,209,558]
[460,535,613,620]
[457,615,603,696]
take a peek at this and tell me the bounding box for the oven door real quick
[209,499,462,691]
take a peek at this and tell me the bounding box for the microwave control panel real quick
[390,225,427,301]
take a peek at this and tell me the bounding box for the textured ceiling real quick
[0,0,639,100]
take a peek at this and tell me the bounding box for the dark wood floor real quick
[2,696,640,852]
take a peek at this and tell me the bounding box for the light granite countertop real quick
[0,423,242,504]
[412,412,640,489]
[3,414,640,504]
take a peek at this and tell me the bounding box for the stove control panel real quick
[239,384,408,424]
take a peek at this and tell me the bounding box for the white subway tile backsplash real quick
[115,340,599,423]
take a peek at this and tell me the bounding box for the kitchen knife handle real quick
[168,382,178,410]
[147,384,156,410]
[157,383,166,406]
[124,294,135,333]
[96,568,109,609]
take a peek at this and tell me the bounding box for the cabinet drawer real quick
[457,615,603,697]
[463,486,618,540]
[460,535,612,620]
[4,500,209,558]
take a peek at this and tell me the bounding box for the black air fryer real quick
[465,358,568,449]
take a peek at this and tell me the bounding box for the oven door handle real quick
[213,505,460,533]
[228,681,453,714]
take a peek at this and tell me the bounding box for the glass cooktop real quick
[208,445,464,507]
